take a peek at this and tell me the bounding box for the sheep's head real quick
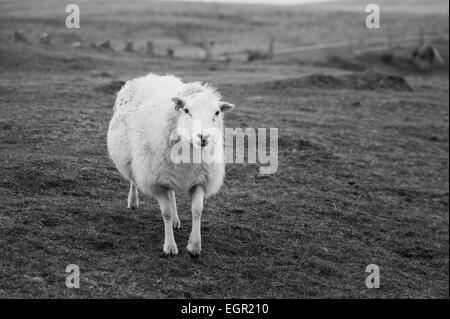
[172,92,234,148]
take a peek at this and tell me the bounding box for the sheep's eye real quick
[215,111,220,116]
[184,109,191,115]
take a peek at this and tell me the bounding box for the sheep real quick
[107,73,235,256]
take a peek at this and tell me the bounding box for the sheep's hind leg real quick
[169,190,180,229]
[187,185,204,257]
[155,188,178,255]
[127,183,139,210]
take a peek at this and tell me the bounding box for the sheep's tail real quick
[113,79,140,113]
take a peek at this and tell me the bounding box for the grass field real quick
[0,0,448,298]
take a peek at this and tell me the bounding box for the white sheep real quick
[107,73,235,256]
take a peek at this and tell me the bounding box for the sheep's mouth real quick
[192,140,209,148]
[192,137,216,148]
[200,140,209,147]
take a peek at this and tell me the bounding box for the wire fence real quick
[219,25,449,61]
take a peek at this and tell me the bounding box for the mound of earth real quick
[253,71,413,92]
[316,55,367,71]
[356,42,449,74]
[95,80,126,95]
[341,71,413,91]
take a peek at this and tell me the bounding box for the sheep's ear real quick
[219,102,235,113]
[172,97,185,111]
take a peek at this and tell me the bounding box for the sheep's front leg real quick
[127,183,139,210]
[187,185,204,257]
[155,189,178,255]
[169,190,180,229]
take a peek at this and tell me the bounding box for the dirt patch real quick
[0,121,13,130]
[252,71,413,92]
[95,80,126,95]
[316,55,367,71]
[342,71,413,91]
[356,42,449,75]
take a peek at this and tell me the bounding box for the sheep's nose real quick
[197,133,210,146]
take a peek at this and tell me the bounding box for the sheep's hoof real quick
[127,199,139,210]
[172,217,181,229]
[128,203,138,210]
[163,242,178,255]
[187,241,201,258]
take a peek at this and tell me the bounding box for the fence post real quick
[268,36,274,59]
[146,40,154,55]
[419,25,424,46]
[124,40,134,52]
[14,30,27,42]
[348,35,353,54]
[167,47,174,58]
[203,40,214,61]
[99,40,112,50]
[387,29,393,51]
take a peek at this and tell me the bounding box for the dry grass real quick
[0,0,448,298]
